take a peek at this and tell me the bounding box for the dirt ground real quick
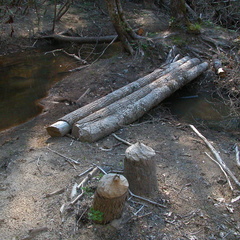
[0,1,240,239]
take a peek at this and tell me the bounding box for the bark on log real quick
[124,142,158,197]
[92,174,128,224]
[71,58,200,128]
[46,56,190,136]
[72,61,209,142]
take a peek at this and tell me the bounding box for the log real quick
[124,143,158,197]
[41,34,119,44]
[92,173,129,224]
[212,57,226,78]
[46,56,190,136]
[72,61,209,142]
[71,58,200,129]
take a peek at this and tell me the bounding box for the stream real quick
[0,49,78,131]
[0,49,239,132]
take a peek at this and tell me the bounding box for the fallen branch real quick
[78,167,94,177]
[47,147,81,166]
[190,125,240,188]
[231,195,240,203]
[205,152,233,191]
[235,145,240,168]
[45,188,65,198]
[77,166,99,189]
[76,88,90,105]
[112,133,132,146]
[41,34,119,44]
[128,189,166,208]
[45,48,87,64]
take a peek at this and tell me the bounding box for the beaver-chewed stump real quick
[124,142,158,197]
[92,173,129,224]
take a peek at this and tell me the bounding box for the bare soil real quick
[0,1,240,239]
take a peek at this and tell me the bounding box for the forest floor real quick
[0,1,240,239]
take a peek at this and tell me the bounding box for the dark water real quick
[166,93,239,131]
[0,49,78,131]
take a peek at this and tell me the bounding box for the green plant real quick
[88,208,104,222]
[187,23,202,33]
[81,186,94,196]
[95,173,104,181]
[171,35,186,46]
[141,43,148,50]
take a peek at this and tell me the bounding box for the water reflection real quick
[0,50,78,131]
[166,93,239,131]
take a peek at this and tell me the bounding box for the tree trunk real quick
[124,142,158,197]
[92,174,129,224]
[72,61,208,142]
[104,0,139,54]
[170,0,190,27]
[46,57,190,137]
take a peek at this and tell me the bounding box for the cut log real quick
[72,61,209,142]
[46,56,190,137]
[92,174,129,224]
[213,57,226,78]
[71,58,200,128]
[124,142,158,197]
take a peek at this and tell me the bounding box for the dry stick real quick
[90,35,118,65]
[77,167,99,189]
[235,145,240,168]
[47,147,81,165]
[128,189,166,208]
[78,167,94,177]
[45,188,65,198]
[205,152,233,191]
[71,167,99,204]
[189,125,240,188]
[231,195,240,203]
[112,133,132,146]
[70,191,84,205]
[76,88,90,105]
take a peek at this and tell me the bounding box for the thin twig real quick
[96,165,108,175]
[189,125,240,188]
[91,35,118,65]
[235,145,240,168]
[77,167,99,189]
[231,195,240,203]
[112,133,132,146]
[76,88,90,104]
[45,188,65,198]
[128,189,166,208]
[78,167,94,177]
[205,152,233,191]
[70,191,84,205]
[47,147,81,166]
[70,183,78,200]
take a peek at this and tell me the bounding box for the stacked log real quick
[46,57,208,142]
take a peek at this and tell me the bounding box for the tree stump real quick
[124,142,158,197]
[92,174,129,224]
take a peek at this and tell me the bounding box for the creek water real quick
[0,49,238,132]
[165,91,239,131]
[0,49,78,131]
